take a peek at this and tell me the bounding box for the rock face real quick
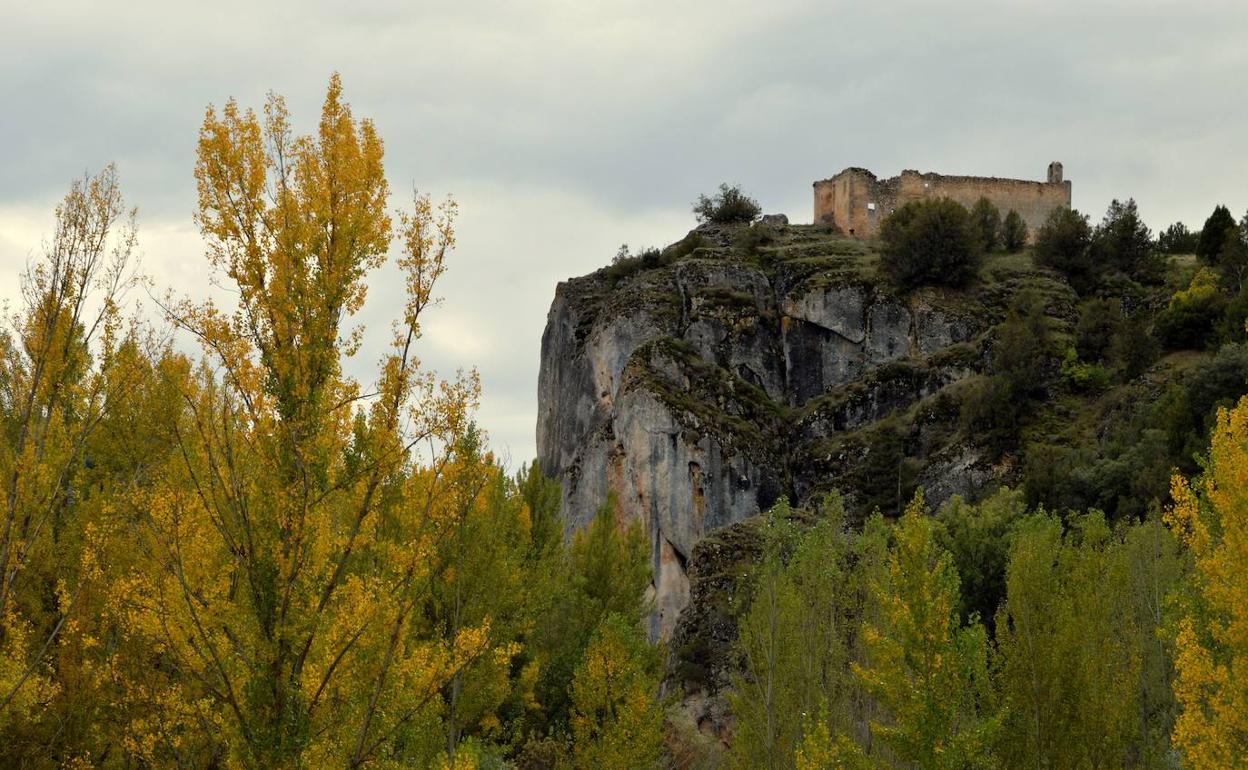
[536,224,1012,641]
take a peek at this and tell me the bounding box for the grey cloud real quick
[5,0,1248,463]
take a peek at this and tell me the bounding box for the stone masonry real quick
[813,162,1071,241]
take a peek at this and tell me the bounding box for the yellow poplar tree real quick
[839,493,996,770]
[422,427,535,764]
[1167,395,1248,768]
[569,613,664,770]
[0,165,141,746]
[116,74,490,768]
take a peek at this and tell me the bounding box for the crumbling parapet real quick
[814,163,1072,242]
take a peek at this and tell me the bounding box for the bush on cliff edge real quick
[880,198,983,289]
[693,183,762,225]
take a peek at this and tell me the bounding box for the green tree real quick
[970,197,1002,253]
[935,488,1028,628]
[1158,221,1198,254]
[529,500,651,734]
[1155,342,1248,474]
[569,613,664,770]
[1195,204,1236,262]
[693,183,761,225]
[1033,206,1093,290]
[423,430,538,764]
[879,198,982,289]
[835,494,997,769]
[1214,284,1248,345]
[1213,224,1248,290]
[851,418,917,518]
[1074,298,1122,363]
[995,514,1147,769]
[517,461,564,563]
[730,515,808,770]
[1155,267,1227,350]
[1108,308,1159,380]
[995,292,1054,397]
[729,497,863,770]
[1091,198,1160,281]
[1002,209,1028,252]
[1121,516,1185,768]
[961,292,1055,452]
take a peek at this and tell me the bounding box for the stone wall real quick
[813,164,1071,242]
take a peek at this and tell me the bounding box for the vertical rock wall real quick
[536,229,984,639]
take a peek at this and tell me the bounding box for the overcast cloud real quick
[3,0,1248,464]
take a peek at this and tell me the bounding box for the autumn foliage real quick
[1167,396,1248,768]
[2,73,1248,770]
[0,77,662,770]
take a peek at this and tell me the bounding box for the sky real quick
[3,0,1248,466]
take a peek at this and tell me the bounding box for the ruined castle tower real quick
[813,163,1072,241]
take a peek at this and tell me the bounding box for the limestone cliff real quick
[536,220,1068,641]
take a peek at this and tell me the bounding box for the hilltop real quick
[535,206,1246,743]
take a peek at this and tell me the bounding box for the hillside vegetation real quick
[3,75,1248,770]
[660,192,1248,769]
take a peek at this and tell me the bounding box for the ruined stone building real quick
[813,163,1071,241]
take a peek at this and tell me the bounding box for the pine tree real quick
[970,197,1002,253]
[1159,221,1198,254]
[1214,225,1248,291]
[1033,207,1093,290]
[1002,209,1028,252]
[1196,204,1236,263]
[1091,198,1158,280]
[879,198,983,289]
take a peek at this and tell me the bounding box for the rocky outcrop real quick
[536,224,1005,641]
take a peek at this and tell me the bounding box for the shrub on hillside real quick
[1213,225,1248,291]
[1107,310,1158,380]
[1156,343,1248,472]
[1033,206,1093,289]
[1002,210,1028,252]
[961,292,1056,452]
[1060,347,1112,393]
[692,183,762,225]
[1155,267,1228,350]
[604,243,664,281]
[970,197,1002,253]
[879,198,982,288]
[734,220,778,258]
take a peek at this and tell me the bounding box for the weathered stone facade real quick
[813,163,1071,241]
